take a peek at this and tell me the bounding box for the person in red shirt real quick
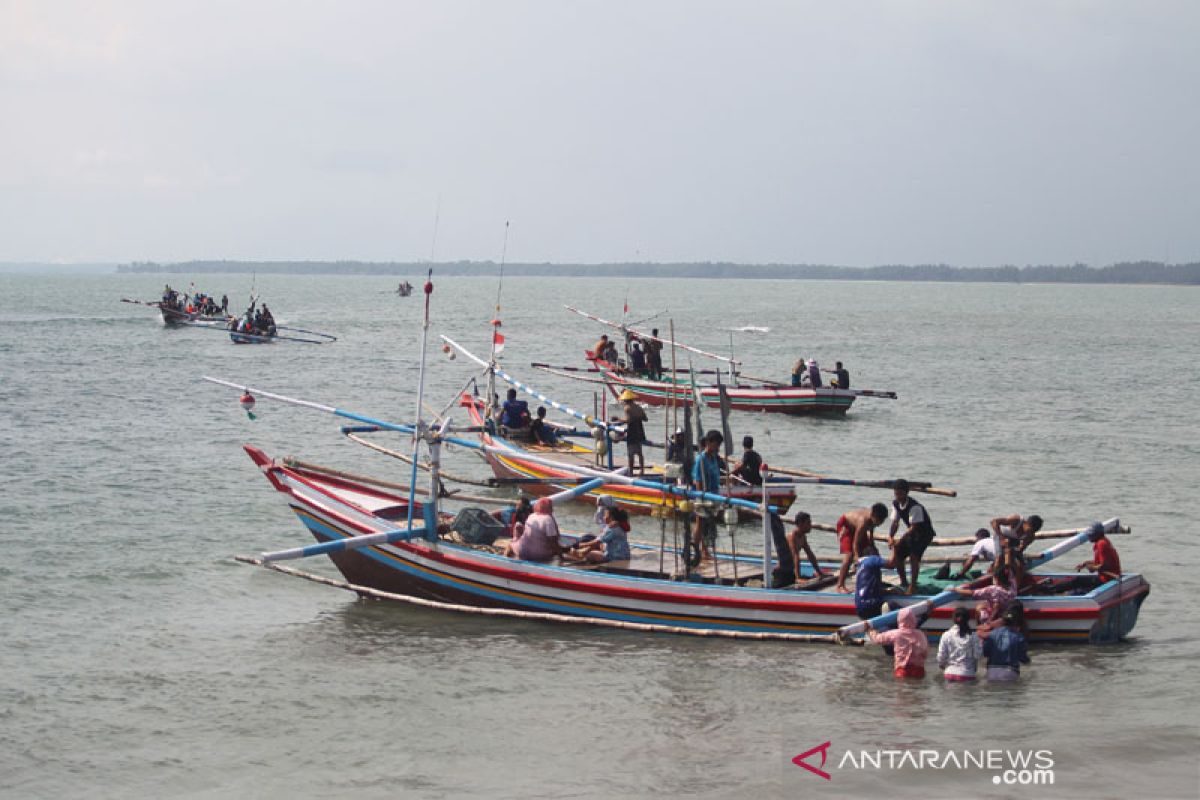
[1075,522,1122,583]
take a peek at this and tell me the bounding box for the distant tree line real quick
[117,259,1200,285]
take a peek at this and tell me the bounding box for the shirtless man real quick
[834,503,889,593]
[787,511,825,584]
[990,513,1043,585]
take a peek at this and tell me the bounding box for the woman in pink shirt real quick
[954,566,1017,626]
[865,607,929,679]
[506,498,563,562]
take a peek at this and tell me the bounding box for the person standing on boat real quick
[884,479,937,595]
[629,340,647,375]
[833,361,850,389]
[613,389,647,475]
[690,430,724,563]
[646,329,664,380]
[865,606,929,679]
[834,503,889,593]
[220,294,228,314]
[505,498,563,562]
[938,607,984,682]
[791,359,808,387]
[731,436,763,486]
[982,608,1030,681]
[1074,521,1122,584]
[955,529,996,578]
[806,359,823,388]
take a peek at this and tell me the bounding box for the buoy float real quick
[239,391,257,420]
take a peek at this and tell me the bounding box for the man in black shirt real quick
[732,436,763,485]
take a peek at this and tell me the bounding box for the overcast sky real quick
[2,1,1197,266]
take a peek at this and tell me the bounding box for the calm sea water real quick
[1,273,1197,799]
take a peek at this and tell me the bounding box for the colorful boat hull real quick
[246,446,1149,644]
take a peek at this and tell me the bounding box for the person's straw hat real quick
[619,389,638,401]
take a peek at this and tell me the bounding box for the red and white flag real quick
[493,331,506,354]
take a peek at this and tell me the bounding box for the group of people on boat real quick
[790,358,850,389]
[590,331,665,380]
[396,281,414,297]
[229,302,276,338]
[160,285,228,317]
[490,389,562,447]
[498,495,631,565]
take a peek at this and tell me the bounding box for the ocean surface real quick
[1,273,1197,799]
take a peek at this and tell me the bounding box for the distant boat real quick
[396,281,414,297]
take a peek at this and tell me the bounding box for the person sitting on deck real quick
[530,406,558,445]
[689,430,725,563]
[603,339,620,364]
[1074,521,1122,584]
[731,436,763,486]
[955,528,996,578]
[499,388,531,430]
[991,513,1043,586]
[629,340,646,374]
[666,428,687,465]
[834,503,889,593]
[884,479,937,595]
[787,511,825,585]
[591,334,610,360]
[982,608,1030,681]
[504,498,563,562]
[791,359,807,387]
[938,607,984,682]
[953,565,1017,626]
[865,606,929,679]
[493,497,533,539]
[570,506,631,563]
[830,361,850,389]
[646,329,664,379]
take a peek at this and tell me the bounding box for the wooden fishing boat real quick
[242,446,1149,644]
[590,356,859,415]
[557,305,897,416]
[460,393,797,519]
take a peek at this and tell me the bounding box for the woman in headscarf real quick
[506,497,563,562]
[865,606,930,679]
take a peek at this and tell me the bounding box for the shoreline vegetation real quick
[114,260,1200,285]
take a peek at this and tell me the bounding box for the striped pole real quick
[442,336,619,432]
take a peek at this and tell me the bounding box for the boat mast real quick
[486,222,510,419]
[406,269,434,534]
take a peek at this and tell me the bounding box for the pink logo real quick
[792,741,833,780]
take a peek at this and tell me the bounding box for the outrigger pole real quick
[201,376,786,515]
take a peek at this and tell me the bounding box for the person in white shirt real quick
[938,607,984,682]
[956,528,997,578]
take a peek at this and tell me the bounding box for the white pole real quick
[406,270,433,531]
[761,464,771,586]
